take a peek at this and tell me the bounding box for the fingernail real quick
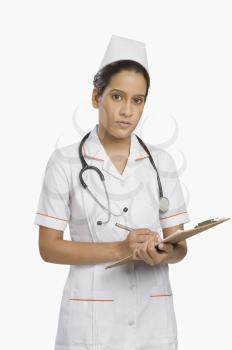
[159,243,163,249]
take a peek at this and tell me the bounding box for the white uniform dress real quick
[34,124,190,350]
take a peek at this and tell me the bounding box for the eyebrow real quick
[109,89,145,98]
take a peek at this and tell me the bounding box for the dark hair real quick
[93,59,150,102]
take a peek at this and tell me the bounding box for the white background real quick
[1,0,232,349]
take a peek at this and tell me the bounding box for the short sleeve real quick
[33,149,71,231]
[157,149,191,229]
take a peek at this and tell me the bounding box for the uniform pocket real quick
[92,289,116,344]
[148,284,177,340]
[65,288,94,344]
[66,289,115,345]
[150,284,173,298]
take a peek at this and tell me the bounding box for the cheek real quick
[99,102,119,122]
[133,111,143,125]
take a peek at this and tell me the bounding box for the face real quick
[92,69,147,141]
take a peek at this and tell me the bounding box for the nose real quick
[120,100,133,117]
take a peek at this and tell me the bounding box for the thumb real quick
[158,242,168,252]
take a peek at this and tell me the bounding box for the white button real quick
[128,320,135,326]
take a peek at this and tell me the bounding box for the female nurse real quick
[34,35,190,350]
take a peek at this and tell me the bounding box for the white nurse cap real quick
[98,34,149,74]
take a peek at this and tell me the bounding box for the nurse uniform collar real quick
[78,131,169,225]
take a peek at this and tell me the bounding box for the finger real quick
[158,243,173,253]
[151,231,162,240]
[132,229,151,234]
[137,241,154,265]
[150,234,162,246]
[158,243,165,251]
[147,240,162,263]
[157,235,162,243]
[132,247,139,260]
[134,233,155,243]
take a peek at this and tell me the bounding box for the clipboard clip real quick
[194,218,219,228]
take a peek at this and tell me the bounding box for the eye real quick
[112,94,122,101]
[134,98,144,104]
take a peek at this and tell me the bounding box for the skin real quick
[92,69,147,174]
[92,69,187,266]
[39,69,187,266]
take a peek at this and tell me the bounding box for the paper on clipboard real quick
[105,217,230,269]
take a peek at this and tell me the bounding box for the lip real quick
[116,121,132,129]
[116,121,132,125]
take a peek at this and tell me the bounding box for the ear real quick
[92,88,100,109]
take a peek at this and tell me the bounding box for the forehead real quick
[106,70,147,94]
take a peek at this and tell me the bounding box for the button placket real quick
[127,262,136,327]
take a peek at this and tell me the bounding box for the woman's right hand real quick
[122,228,161,260]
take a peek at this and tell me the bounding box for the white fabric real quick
[99,34,149,73]
[34,124,190,350]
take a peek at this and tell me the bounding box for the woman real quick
[34,35,190,350]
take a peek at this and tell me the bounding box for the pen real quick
[115,223,161,237]
[115,223,133,231]
[115,222,162,245]
[105,223,162,270]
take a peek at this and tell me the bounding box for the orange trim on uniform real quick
[83,143,151,162]
[160,211,188,220]
[87,156,104,161]
[69,298,114,302]
[135,154,149,161]
[150,294,172,297]
[36,212,69,222]
[83,144,104,161]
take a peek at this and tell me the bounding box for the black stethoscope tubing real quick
[78,131,169,225]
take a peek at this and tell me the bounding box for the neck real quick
[97,124,131,156]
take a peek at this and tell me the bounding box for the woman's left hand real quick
[135,236,175,266]
[157,242,174,255]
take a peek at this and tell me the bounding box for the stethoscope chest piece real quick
[159,196,169,213]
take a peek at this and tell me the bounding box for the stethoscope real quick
[79,131,169,225]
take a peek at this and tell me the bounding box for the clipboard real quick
[105,217,230,269]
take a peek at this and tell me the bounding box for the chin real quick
[113,129,132,140]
